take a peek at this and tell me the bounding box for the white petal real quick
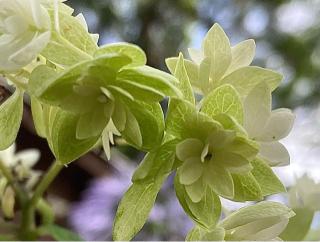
[244,82,271,138]
[9,31,50,66]
[15,149,40,168]
[258,108,295,141]
[0,143,17,167]
[259,141,290,166]
[225,39,255,76]
[188,48,203,65]
[30,0,43,29]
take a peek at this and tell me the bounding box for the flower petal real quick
[176,138,203,161]
[188,48,203,65]
[259,141,290,166]
[244,82,271,138]
[258,108,295,142]
[185,178,205,203]
[179,157,203,185]
[204,162,234,198]
[15,149,40,168]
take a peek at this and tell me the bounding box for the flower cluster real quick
[0,144,41,218]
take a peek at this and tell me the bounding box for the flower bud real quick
[221,201,295,240]
[1,186,15,219]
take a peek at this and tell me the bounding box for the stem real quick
[19,160,63,240]
[30,161,63,206]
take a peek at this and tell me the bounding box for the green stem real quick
[36,199,55,225]
[19,160,63,240]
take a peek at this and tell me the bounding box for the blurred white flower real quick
[0,0,51,72]
[289,175,320,211]
[0,143,41,189]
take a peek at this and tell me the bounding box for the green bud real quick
[1,186,15,219]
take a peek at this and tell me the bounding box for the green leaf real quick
[280,207,314,241]
[112,178,165,241]
[122,101,164,151]
[165,57,200,91]
[175,175,221,230]
[251,158,286,196]
[0,89,23,150]
[202,24,231,83]
[132,139,177,182]
[186,226,225,241]
[42,10,97,66]
[232,172,263,202]
[165,98,196,139]
[174,53,195,104]
[225,39,255,75]
[117,66,181,98]
[41,224,83,241]
[220,66,282,98]
[75,103,112,139]
[31,97,47,138]
[201,84,244,124]
[50,109,99,163]
[95,42,146,67]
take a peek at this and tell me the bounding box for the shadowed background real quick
[13,0,320,240]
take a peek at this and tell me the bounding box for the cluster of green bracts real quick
[0,1,295,241]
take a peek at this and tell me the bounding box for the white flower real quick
[244,82,295,166]
[0,143,41,189]
[0,0,51,72]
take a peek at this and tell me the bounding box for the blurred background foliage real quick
[6,0,320,240]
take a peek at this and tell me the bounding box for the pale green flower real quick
[166,23,282,98]
[244,82,295,166]
[0,0,51,72]
[176,126,258,202]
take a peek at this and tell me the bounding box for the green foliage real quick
[175,174,221,230]
[50,109,99,163]
[0,89,23,150]
[280,207,314,241]
[186,226,225,241]
[201,84,244,124]
[41,224,83,241]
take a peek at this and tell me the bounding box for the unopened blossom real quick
[0,0,51,72]
[220,201,295,241]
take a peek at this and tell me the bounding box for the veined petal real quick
[259,141,290,166]
[9,31,51,66]
[204,162,234,198]
[179,157,204,185]
[188,48,203,65]
[176,138,204,161]
[257,108,295,142]
[225,39,255,76]
[185,178,205,203]
[244,82,271,138]
[215,152,252,174]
